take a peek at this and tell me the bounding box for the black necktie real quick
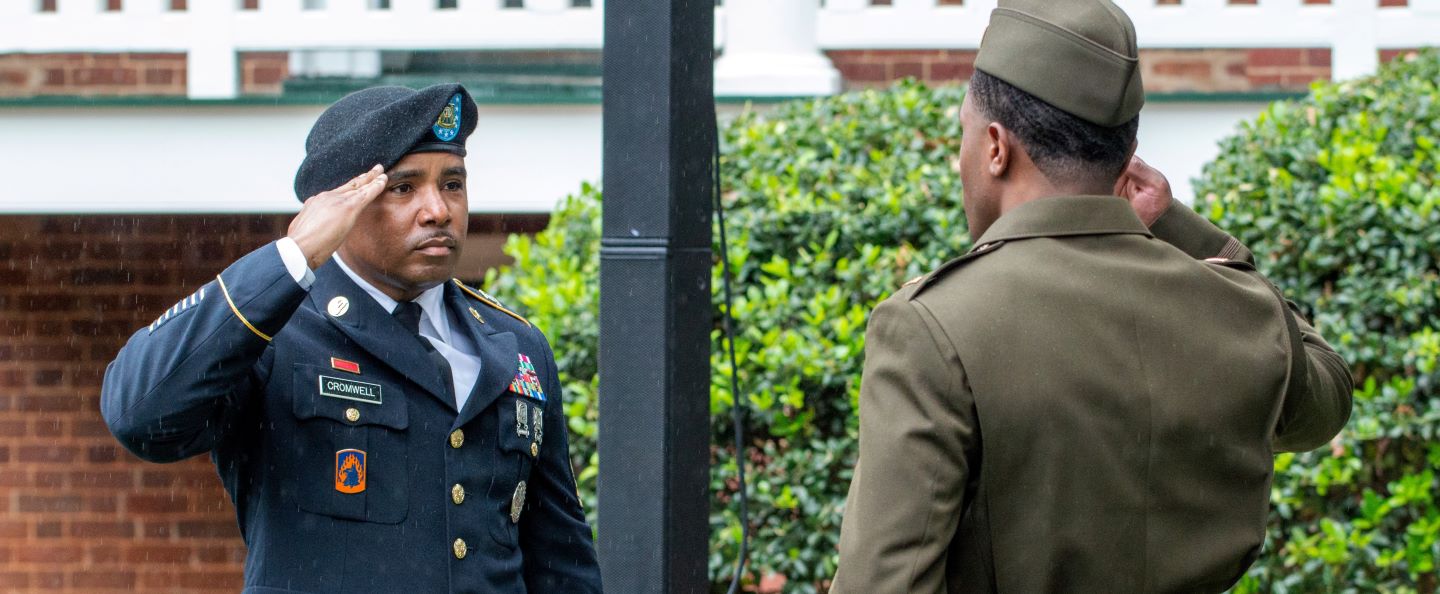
[393,301,455,402]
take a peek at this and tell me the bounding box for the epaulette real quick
[453,279,531,327]
[1203,257,1257,272]
[911,240,1006,298]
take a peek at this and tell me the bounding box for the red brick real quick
[0,69,27,87]
[72,67,138,86]
[835,62,888,82]
[250,66,285,86]
[17,395,83,412]
[0,573,29,589]
[178,520,239,539]
[127,493,190,514]
[0,522,27,538]
[144,68,177,85]
[19,445,78,463]
[88,544,122,564]
[71,470,135,489]
[72,570,137,589]
[18,495,81,513]
[33,417,64,436]
[1248,48,1305,68]
[1153,61,1214,77]
[180,570,244,589]
[928,61,974,81]
[70,520,136,538]
[87,444,120,463]
[33,368,65,386]
[87,495,119,513]
[126,544,191,564]
[36,521,62,538]
[33,572,64,589]
[71,419,112,438]
[893,61,925,79]
[1305,48,1333,67]
[36,471,65,488]
[14,546,82,564]
[1380,0,1407,5]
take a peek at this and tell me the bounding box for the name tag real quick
[318,375,383,405]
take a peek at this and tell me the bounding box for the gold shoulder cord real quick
[216,274,273,342]
[453,280,531,327]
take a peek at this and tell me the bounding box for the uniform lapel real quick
[447,283,520,428]
[308,263,456,410]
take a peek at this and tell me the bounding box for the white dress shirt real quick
[276,238,483,410]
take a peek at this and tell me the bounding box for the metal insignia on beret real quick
[432,93,462,142]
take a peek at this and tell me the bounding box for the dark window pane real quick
[573,0,592,7]
[170,0,187,11]
[501,0,522,7]
[39,0,58,12]
[243,0,261,9]
[439,0,460,8]
[106,0,123,11]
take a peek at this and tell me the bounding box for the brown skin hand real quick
[957,94,1157,241]
[337,152,470,302]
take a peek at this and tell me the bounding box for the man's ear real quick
[987,122,1012,178]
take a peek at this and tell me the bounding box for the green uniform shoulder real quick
[908,240,1008,299]
[452,279,531,327]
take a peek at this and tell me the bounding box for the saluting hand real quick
[288,165,388,270]
[1114,155,1174,227]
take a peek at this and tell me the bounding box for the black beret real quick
[294,83,478,201]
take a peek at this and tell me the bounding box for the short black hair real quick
[968,69,1139,185]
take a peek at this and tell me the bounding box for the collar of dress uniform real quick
[332,254,452,345]
[972,194,1153,248]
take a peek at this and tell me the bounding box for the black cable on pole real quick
[715,114,751,594]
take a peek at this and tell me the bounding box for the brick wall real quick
[0,213,543,593]
[0,53,288,98]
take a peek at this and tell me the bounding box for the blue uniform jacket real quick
[101,242,602,594]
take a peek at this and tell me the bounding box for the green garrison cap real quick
[973,0,1144,127]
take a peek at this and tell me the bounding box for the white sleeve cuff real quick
[276,237,316,290]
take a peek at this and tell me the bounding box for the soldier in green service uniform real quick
[830,1,1353,592]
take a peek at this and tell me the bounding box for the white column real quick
[715,0,841,97]
[1331,0,1378,80]
[186,0,239,98]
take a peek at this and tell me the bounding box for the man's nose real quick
[416,185,451,226]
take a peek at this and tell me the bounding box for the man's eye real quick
[444,181,464,191]
[389,183,413,194]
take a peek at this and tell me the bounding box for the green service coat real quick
[831,195,1352,594]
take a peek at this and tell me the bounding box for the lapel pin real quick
[469,306,484,324]
[327,296,350,318]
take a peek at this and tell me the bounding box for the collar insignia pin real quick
[327,296,350,317]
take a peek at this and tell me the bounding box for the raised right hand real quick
[288,165,388,270]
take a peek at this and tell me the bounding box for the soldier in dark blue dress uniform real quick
[101,83,603,594]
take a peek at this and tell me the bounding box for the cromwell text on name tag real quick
[317,375,383,405]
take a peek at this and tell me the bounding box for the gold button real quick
[453,538,467,559]
[345,408,360,423]
[530,442,539,457]
[451,483,465,505]
[449,429,464,449]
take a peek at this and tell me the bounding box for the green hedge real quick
[1196,49,1440,594]
[485,51,1439,592]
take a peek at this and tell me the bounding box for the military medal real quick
[510,481,527,523]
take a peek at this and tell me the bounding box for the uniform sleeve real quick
[1149,198,1353,452]
[831,293,979,594]
[519,329,602,592]
[100,242,309,463]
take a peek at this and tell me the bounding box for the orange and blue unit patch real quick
[508,353,546,402]
[335,449,367,494]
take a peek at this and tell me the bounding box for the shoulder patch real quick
[148,286,208,334]
[912,240,1007,298]
[453,279,531,327]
